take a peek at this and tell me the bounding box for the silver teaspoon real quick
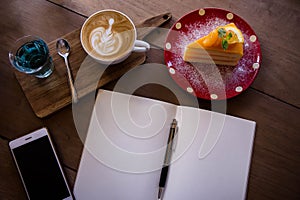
[56,39,78,103]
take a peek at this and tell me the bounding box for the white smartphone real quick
[9,127,73,200]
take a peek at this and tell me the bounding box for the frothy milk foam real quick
[81,11,135,61]
[90,18,122,56]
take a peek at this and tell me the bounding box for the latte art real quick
[90,18,122,56]
[91,28,121,56]
[81,10,136,63]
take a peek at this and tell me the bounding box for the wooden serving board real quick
[14,13,172,118]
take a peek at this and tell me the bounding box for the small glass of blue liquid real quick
[9,35,54,78]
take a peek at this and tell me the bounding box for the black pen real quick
[158,119,177,200]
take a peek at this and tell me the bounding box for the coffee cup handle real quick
[133,40,150,52]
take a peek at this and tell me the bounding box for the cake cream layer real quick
[185,58,239,66]
[183,47,242,60]
[182,23,244,66]
[183,42,243,66]
[183,48,242,66]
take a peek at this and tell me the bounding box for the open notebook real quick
[73,89,256,200]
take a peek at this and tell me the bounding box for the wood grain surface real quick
[0,0,299,200]
[13,13,171,118]
[51,0,300,107]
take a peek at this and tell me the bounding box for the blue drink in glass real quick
[9,36,54,78]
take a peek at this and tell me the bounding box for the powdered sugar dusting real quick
[164,8,261,99]
[170,17,229,98]
[175,18,228,57]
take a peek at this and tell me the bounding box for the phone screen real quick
[12,135,71,200]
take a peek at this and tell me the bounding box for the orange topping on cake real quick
[183,23,244,66]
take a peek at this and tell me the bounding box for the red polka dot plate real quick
[164,8,261,100]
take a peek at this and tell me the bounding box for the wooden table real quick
[0,0,299,199]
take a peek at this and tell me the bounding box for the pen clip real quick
[172,126,179,152]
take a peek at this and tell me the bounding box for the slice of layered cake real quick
[183,23,244,66]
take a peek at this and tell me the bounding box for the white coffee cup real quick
[80,9,150,64]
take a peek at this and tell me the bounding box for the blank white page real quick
[74,90,177,200]
[74,90,256,200]
[164,106,256,200]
